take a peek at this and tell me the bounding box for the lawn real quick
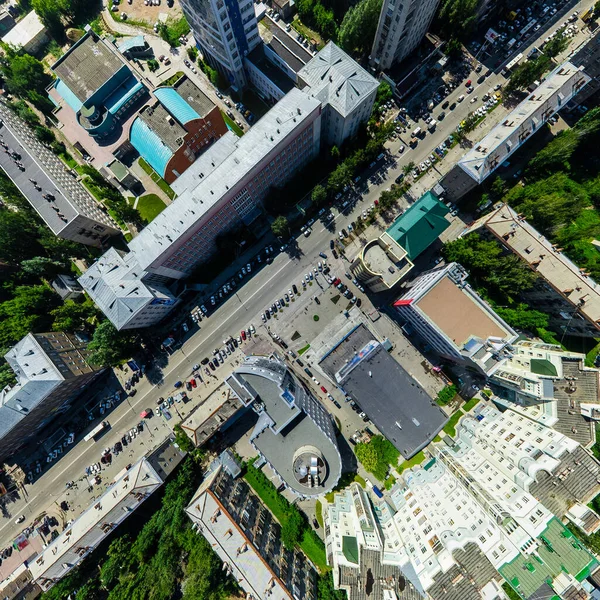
[161,71,184,87]
[220,110,244,137]
[138,158,176,199]
[291,17,325,49]
[396,450,426,475]
[136,194,166,223]
[462,396,481,412]
[301,529,328,572]
[442,410,465,437]
[298,343,311,355]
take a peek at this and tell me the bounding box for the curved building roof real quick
[154,87,200,124]
[130,116,173,178]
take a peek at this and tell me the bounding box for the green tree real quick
[317,572,347,600]
[327,162,352,191]
[0,210,44,264]
[506,55,551,94]
[87,320,136,367]
[174,424,196,453]
[311,184,327,206]
[280,509,303,549]
[403,161,415,174]
[147,59,159,72]
[187,46,198,61]
[31,0,64,36]
[543,31,568,59]
[595,0,600,15]
[338,0,382,55]
[354,441,379,473]
[1,52,49,97]
[271,215,290,238]
[330,145,340,162]
[371,81,393,115]
[436,0,478,42]
[495,304,549,330]
[20,256,66,277]
[51,299,99,332]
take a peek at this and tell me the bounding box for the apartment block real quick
[369,0,441,71]
[78,248,179,330]
[185,451,318,600]
[440,62,590,201]
[128,88,321,280]
[326,404,600,600]
[0,332,104,462]
[226,355,342,498]
[0,101,120,247]
[179,0,260,91]
[490,340,598,448]
[567,28,600,108]
[394,262,518,377]
[298,42,379,147]
[471,203,600,338]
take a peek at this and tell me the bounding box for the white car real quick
[15,515,25,525]
[457,94,465,102]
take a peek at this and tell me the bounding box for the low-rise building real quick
[440,62,590,200]
[351,190,450,292]
[226,355,342,498]
[298,42,379,148]
[0,332,104,462]
[185,451,318,600]
[472,203,600,338]
[490,340,597,447]
[49,28,148,142]
[319,323,447,459]
[79,247,179,330]
[51,274,83,300]
[1,10,47,54]
[0,101,121,247]
[129,77,228,184]
[394,262,518,377]
[116,35,153,59]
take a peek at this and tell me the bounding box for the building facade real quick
[226,355,342,498]
[394,263,518,376]
[185,451,318,600]
[298,42,379,148]
[179,0,260,91]
[369,0,441,72]
[0,332,104,461]
[567,28,600,108]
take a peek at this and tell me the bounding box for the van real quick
[413,126,422,137]
[427,120,437,131]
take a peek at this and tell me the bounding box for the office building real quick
[78,248,179,330]
[471,203,600,338]
[128,88,321,280]
[226,355,342,498]
[129,77,228,184]
[50,29,148,142]
[319,323,446,459]
[370,0,441,72]
[1,10,47,54]
[394,263,518,377]
[440,62,590,200]
[0,101,121,247]
[178,0,260,91]
[185,451,318,600]
[351,190,450,292]
[298,42,379,147]
[326,404,600,600]
[490,340,597,448]
[30,458,165,591]
[0,332,103,462]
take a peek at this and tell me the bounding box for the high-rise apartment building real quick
[369,0,441,72]
[179,0,260,91]
[0,332,104,461]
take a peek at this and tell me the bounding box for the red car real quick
[465,79,472,87]
[190,378,197,388]
[332,278,341,286]
[320,386,328,393]
[241,330,247,341]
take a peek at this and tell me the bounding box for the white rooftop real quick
[298,42,379,118]
[129,88,321,271]
[2,10,45,47]
[458,61,589,183]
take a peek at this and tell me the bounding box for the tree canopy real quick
[436,0,478,42]
[271,215,290,238]
[338,0,382,55]
[86,321,137,367]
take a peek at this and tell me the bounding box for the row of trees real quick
[354,435,400,481]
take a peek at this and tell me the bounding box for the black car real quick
[395,173,404,184]
[329,239,335,250]
[441,100,449,109]
[319,252,327,259]
[129,389,137,397]
[186,381,193,391]
[209,361,215,370]
[201,357,210,364]
[332,249,338,259]
[292,284,298,294]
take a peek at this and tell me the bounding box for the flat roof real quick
[269,24,313,65]
[458,62,590,183]
[482,203,600,330]
[247,44,295,94]
[173,77,215,118]
[320,325,447,459]
[53,32,125,103]
[268,36,306,73]
[1,10,45,46]
[416,275,509,347]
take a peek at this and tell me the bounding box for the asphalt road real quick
[1,5,596,547]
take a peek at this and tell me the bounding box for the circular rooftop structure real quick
[293,446,328,490]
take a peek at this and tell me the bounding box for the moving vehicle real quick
[84,421,109,442]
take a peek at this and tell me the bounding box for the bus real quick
[84,421,109,442]
[504,52,524,74]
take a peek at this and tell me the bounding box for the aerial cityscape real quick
[1,0,600,598]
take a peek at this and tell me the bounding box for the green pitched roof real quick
[342,536,359,564]
[386,191,450,260]
[530,359,558,377]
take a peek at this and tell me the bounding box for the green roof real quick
[342,536,359,565]
[530,359,558,377]
[499,518,597,599]
[386,191,450,260]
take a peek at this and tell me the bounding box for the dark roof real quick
[53,32,124,103]
[320,325,447,459]
[174,77,216,118]
[270,26,313,64]
[247,45,295,94]
[268,37,306,74]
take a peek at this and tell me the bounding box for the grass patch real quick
[396,450,426,475]
[161,71,184,87]
[324,472,365,502]
[300,529,328,572]
[137,158,176,199]
[59,151,78,169]
[585,340,600,367]
[298,343,310,355]
[433,435,442,443]
[442,410,464,437]
[502,583,521,600]
[160,16,191,47]
[462,396,481,412]
[220,110,244,137]
[315,500,324,528]
[436,383,458,406]
[136,194,166,223]
[384,475,396,490]
[291,17,325,49]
